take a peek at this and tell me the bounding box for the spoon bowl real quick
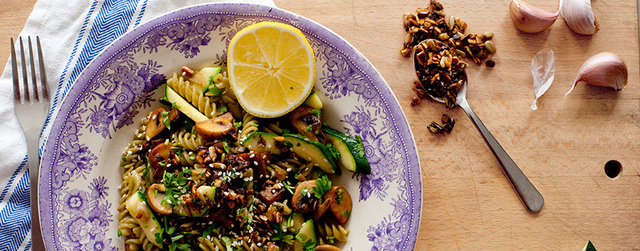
[413,45,544,212]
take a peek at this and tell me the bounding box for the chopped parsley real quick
[218,106,228,113]
[337,188,344,204]
[282,181,295,194]
[327,143,341,160]
[202,224,218,238]
[300,188,309,197]
[162,112,172,129]
[234,121,242,128]
[161,170,190,206]
[142,157,150,177]
[310,109,321,116]
[313,175,332,199]
[302,239,316,251]
[223,141,230,153]
[305,125,313,132]
[203,76,223,97]
[271,223,294,244]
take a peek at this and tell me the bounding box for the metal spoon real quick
[414,49,544,213]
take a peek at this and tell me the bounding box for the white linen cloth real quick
[0,0,275,250]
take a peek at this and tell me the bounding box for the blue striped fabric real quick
[0,161,31,251]
[60,0,141,103]
[1,0,147,250]
[49,0,99,122]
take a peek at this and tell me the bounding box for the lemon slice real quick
[227,22,316,118]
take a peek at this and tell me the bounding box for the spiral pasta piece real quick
[171,129,204,150]
[167,73,219,118]
[239,112,259,140]
[317,222,350,243]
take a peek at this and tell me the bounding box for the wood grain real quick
[2,0,639,250]
[274,0,640,250]
[0,0,37,67]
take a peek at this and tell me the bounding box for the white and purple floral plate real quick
[39,3,421,250]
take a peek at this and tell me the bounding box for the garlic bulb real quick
[565,52,627,97]
[509,0,559,33]
[560,0,598,35]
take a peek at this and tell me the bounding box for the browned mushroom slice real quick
[259,184,286,205]
[149,142,178,180]
[145,108,179,141]
[315,244,342,251]
[288,105,321,141]
[237,151,271,177]
[291,180,318,213]
[146,184,172,215]
[195,112,236,141]
[312,197,332,221]
[323,186,352,224]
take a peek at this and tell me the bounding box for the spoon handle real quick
[458,99,544,212]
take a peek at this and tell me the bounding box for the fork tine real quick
[10,37,20,102]
[36,36,49,101]
[28,37,39,103]
[19,37,29,103]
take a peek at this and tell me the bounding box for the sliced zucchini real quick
[165,85,208,123]
[242,132,282,155]
[197,185,216,201]
[295,219,317,248]
[322,126,371,174]
[282,212,305,233]
[172,194,208,217]
[303,90,323,110]
[284,134,340,175]
[125,191,163,248]
[172,198,190,217]
[190,66,222,88]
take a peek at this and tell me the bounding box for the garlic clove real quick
[510,0,560,33]
[564,52,628,97]
[560,0,598,35]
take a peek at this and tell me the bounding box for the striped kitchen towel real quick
[0,0,275,250]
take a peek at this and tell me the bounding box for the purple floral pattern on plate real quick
[39,4,421,251]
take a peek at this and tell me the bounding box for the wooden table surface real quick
[2,0,639,250]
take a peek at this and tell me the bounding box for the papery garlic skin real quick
[565,52,628,97]
[560,0,598,35]
[510,0,559,33]
[531,50,555,110]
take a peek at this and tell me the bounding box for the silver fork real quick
[11,36,49,250]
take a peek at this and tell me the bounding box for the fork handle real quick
[458,99,544,213]
[23,126,45,249]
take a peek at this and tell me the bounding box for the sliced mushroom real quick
[322,186,352,224]
[291,180,318,213]
[259,184,286,205]
[288,105,321,141]
[149,142,179,180]
[312,197,332,221]
[315,244,342,251]
[195,112,236,141]
[145,108,179,141]
[146,184,172,215]
[238,152,271,177]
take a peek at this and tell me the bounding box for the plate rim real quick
[39,3,423,250]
